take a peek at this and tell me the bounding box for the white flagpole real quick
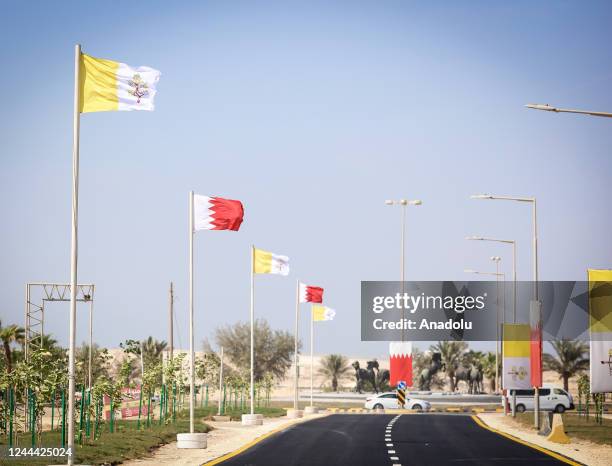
[294,280,299,410]
[67,43,81,466]
[250,245,255,415]
[189,190,195,433]
[310,305,314,407]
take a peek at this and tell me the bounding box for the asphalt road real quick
[214,414,572,466]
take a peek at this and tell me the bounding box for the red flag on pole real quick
[193,195,244,231]
[529,300,542,387]
[299,283,324,303]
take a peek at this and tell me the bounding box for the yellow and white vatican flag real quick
[253,248,290,275]
[79,53,161,113]
[312,305,336,321]
[502,323,531,390]
[588,269,612,394]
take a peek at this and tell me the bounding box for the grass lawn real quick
[0,405,284,466]
[512,412,612,446]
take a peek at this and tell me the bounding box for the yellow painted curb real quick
[446,407,462,412]
[471,415,581,466]
[202,415,323,466]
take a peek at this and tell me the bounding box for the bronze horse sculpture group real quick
[352,353,485,394]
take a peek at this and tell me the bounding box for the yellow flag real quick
[502,323,531,389]
[312,305,335,321]
[79,53,161,113]
[588,269,612,393]
[253,248,289,275]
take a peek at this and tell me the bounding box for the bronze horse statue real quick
[352,360,380,393]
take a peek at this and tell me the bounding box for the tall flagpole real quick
[310,305,314,407]
[189,191,195,433]
[294,280,299,410]
[67,43,81,466]
[250,245,255,415]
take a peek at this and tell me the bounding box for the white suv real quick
[365,392,431,411]
[503,388,574,413]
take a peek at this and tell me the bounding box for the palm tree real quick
[543,339,589,391]
[479,352,499,392]
[317,354,351,392]
[141,336,168,369]
[0,321,25,373]
[430,341,467,391]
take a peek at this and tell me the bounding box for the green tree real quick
[215,319,297,381]
[430,341,467,391]
[141,336,168,369]
[75,342,111,387]
[0,321,25,373]
[479,351,499,392]
[543,338,589,391]
[317,354,351,391]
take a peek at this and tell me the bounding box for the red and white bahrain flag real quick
[194,195,244,231]
[389,342,412,387]
[299,283,324,303]
[529,300,543,388]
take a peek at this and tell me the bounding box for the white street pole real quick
[188,191,195,433]
[169,282,174,360]
[217,347,224,416]
[310,305,314,407]
[140,342,144,382]
[400,202,406,342]
[492,257,501,393]
[532,198,540,429]
[88,298,93,391]
[250,245,255,415]
[294,280,299,410]
[67,43,81,466]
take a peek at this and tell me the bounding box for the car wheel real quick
[555,405,565,414]
[412,404,422,410]
[516,404,526,413]
[373,403,384,410]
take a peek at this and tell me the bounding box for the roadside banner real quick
[104,386,149,420]
[588,269,612,393]
[389,341,412,387]
[502,323,531,390]
[529,300,542,388]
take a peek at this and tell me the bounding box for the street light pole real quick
[385,199,422,342]
[471,194,541,429]
[465,236,517,323]
[464,268,504,394]
[526,103,612,118]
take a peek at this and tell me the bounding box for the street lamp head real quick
[465,236,483,241]
[410,199,423,206]
[464,269,477,274]
[384,200,394,205]
[470,194,493,200]
[490,256,501,262]
[399,199,409,205]
[526,103,558,112]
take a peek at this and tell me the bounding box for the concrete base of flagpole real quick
[304,406,318,415]
[176,432,207,449]
[286,408,304,419]
[241,414,263,426]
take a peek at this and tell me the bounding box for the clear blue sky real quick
[1,1,611,357]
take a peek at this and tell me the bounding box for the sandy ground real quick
[477,412,611,466]
[122,412,327,466]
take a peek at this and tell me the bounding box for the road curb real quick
[471,415,584,466]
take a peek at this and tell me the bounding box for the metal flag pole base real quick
[286,408,304,419]
[176,432,207,449]
[241,413,263,426]
[304,406,318,415]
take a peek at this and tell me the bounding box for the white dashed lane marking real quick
[384,415,402,465]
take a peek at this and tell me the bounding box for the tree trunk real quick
[332,377,338,392]
[3,342,11,373]
[563,374,569,392]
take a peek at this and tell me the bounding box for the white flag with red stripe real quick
[299,283,324,303]
[194,194,244,231]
